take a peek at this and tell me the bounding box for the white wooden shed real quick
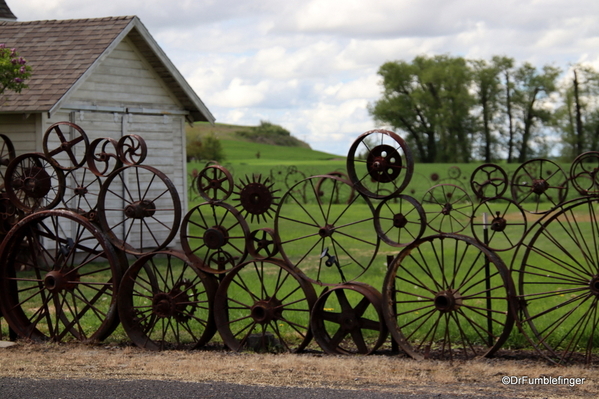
[0,6,214,249]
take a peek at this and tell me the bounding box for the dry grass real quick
[0,342,597,398]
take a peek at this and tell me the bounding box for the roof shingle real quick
[0,16,213,122]
[0,17,134,112]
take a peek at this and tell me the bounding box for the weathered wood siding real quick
[40,37,189,249]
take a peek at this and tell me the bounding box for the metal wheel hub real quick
[590,276,599,296]
[152,289,191,320]
[44,270,77,293]
[433,289,463,313]
[203,226,228,249]
[318,224,335,238]
[366,145,402,183]
[531,178,549,194]
[393,213,408,228]
[124,200,156,219]
[250,298,282,324]
[18,168,52,198]
[491,213,507,232]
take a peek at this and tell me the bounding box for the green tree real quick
[556,65,599,160]
[186,132,225,162]
[0,44,32,97]
[470,58,503,162]
[511,63,561,162]
[369,55,475,163]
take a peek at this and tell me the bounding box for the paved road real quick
[0,377,501,399]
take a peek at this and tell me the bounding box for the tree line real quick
[368,54,599,163]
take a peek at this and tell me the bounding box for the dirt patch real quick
[0,342,596,398]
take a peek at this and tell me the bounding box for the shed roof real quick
[0,16,214,123]
[0,0,16,21]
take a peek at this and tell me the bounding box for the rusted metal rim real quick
[374,194,427,247]
[0,209,123,342]
[180,201,249,274]
[213,258,316,353]
[382,233,518,361]
[346,129,414,199]
[97,164,181,256]
[118,249,218,351]
[42,121,90,171]
[311,282,388,355]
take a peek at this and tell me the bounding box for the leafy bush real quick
[186,131,226,162]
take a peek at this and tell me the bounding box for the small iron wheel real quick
[118,250,218,351]
[311,283,388,355]
[213,258,316,353]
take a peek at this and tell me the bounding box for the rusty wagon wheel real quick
[5,153,65,213]
[97,165,181,256]
[197,164,234,202]
[117,134,147,166]
[87,137,122,177]
[62,167,102,221]
[347,129,414,198]
[422,184,473,234]
[0,133,16,190]
[510,158,568,214]
[42,121,89,171]
[118,250,218,351]
[382,233,517,361]
[0,209,125,342]
[515,197,599,365]
[470,163,508,200]
[346,129,413,199]
[569,151,599,196]
[248,227,279,260]
[274,175,379,286]
[470,197,527,252]
[311,283,387,355]
[213,258,317,353]
[374,194,426,247]
[180,201,250,274]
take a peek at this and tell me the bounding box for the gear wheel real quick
[234,174,279,223]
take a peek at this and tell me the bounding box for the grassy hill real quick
[186,122,346,172]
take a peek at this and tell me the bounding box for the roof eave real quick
[49,16,215,124]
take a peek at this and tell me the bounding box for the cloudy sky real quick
[10,0,599,156]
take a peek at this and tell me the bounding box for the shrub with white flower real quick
[0,44,32,96]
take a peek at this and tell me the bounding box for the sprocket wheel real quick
[234,174,279,223]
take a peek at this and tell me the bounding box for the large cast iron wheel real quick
[311,283,387,355]
[274,175,379,286]
[118,250,218,351]
[0,210,125,342]
[214,258,316,353]
[97,165,181,255]
[382,233,517,360]
[516,197,599,365]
